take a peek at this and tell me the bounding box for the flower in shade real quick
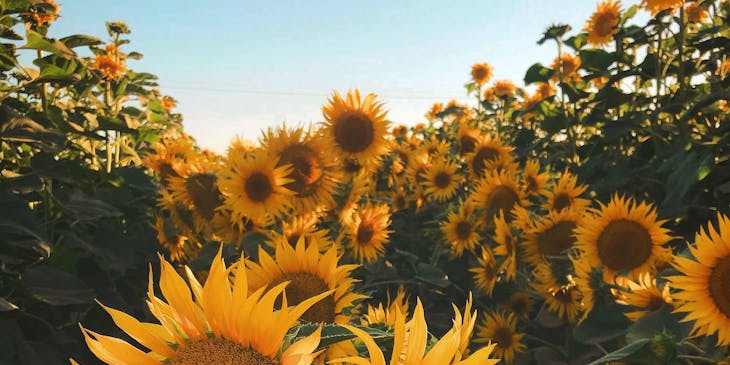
[474,311,525,365]
[442,202,482,257]
[471,169,527,223]
[583,0,621,47]
[613,272,672,322]
[470,247,500,296]
[532,262,583,323]
[541,169,590,213]
[361,287,410,327]
[493,212,518,281]
[521,208,582,267]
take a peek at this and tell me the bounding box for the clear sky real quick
[49,0,643,153]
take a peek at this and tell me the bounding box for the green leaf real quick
[579,49,617,72]
[626,305,692,344]
[23,265,95,305]
[566,33,587,51]
[287,323,391,351]
[127,51,143,60]
[524,63,554,85]
[574,304,631,344]
[0,190,51,264]
[96,115,136,133]
[620,5,639,26]
[60,34,103,48]
[415,262,450,288]
[59,191,122,221]
[20,29,75,58]
[588,339,651,365]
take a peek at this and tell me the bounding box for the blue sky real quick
[49,0,643,153]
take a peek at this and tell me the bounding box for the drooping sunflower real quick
[345,203,392,264]
[361,287,410,327]
[80,249,331,365]
[551,53,582,83]
[583,0,621,47]
[474,311,525,365]
[471,62,494,87]
[260,125,340,213]
[219,150,294,225]
[574,195,673,282]
[541,169,590,213]
[522,159,550,197]
[613,272,672,322]
[669,213,730,346]
[321,89,391,164]
[167,156,224,231]
[341,299,500,365]
[493,212,518,281]
[532,263,583,323]
[442,202,482,257]
[466,135,513,178]
[421,159,462,202]
[522,208,582,267]
[470,247,500,296]
[641,0,683,16]
[471,169,527,223]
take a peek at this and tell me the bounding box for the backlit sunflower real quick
[421,159,462,202]
[157,189,196,234]
[260,125,340,213]
[685,2,709,23]
[419,135,450,158]
[345,203,392,264]
[493,80,517,98]
[522,208,582,267]
[574,195,673,282]
[466,135,513,178]
[532,263,582,323]
[470,247,500,296]
[493,212,518,281]
[143,136,196,185]
[583,0,621,47]
[322,89,391,163]
[471,62,494,87]
[23,0,60,26]
[641,0,683,16]
[226,135,256,163]
[341,299,500,365]
[669,213,730,346]
[80,249,331,365]
[614,272,672,322]
[392,124,409,138]
[167,156,223,231]
[551,53,582,83]
[361,287,410,327]
[219,150,294,225]
[471,169,527,223]
[474,311,525,365]
[522,159,550,196]
[442,202,482,257]
[541,169,590,213]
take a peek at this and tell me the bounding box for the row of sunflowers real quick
[1,0,729,364]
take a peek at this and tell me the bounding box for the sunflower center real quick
[245,172,273,202]
[434,172,452,189]
[537,220,577,256]
[554,286,574,304]
[158,162,179,185]
[333,111,375,153]
[455,221,472,240]
[357,223,375,244]
[709,255,730,317]
[271,272,335,323]
[492,326,514,349]
[552,193,572,211]
[597,219,653,272]
[171,338,276,365]
[472,146,499,177]
[459,135,477,155]
[646,293,666,313]
[184,173,222,219]
[595,14,615,36]
[279,144,323,195]
[526,176,538,193]
[486,186,520,220]
[510,294,530,316]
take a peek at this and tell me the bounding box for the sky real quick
[48,0,644,153]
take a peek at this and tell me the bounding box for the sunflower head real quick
[345,203,392,264]
[685,2,709,23]
[522,208,582,267]
[523,159,550,196]
[471,62,494,86]
[532,262,583,324]
[467,135,513,178]
[470,247,500,296]
[361,287,410,327]
[493,79,517,98]
[551,53,582,83]
[493,212,519,281]
[474,311,526,365]
[421,159,462,203]
[471,169,527,223]
[613,272,672,322]
[583,0,621,47]
[443,201,482,257]
[92,45,127,80]
[641,0,683,16]
[541,169,590,213]
[426,102,445,120]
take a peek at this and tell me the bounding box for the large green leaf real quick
[524,62,554,85]
[59,34,103,48]
[574,304,631,345]
[20,29,75,58]
[22,265,95,305]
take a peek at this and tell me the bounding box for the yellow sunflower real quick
[340,299,500,365]
[718,56,730,80]
[225,135,256,163]
[574,195,673,282]
[266,212,333,250]
[522,208,582,267]
[361,287,410,327]
[522,159,550,196]
[572,254,602,321]
[389,145,413,186]
[345,203,392,264]
[390,185,411,212]
[474,311,525,365]
[157,189,197,234]
[419,135,450,158]
[532,263,583,323]
[426,102,444,120]
[493,80,517,98]
[392,124,410,138]
[614,272,672,322]
[442,202,482,257]
[143,136,196,185]
[641,0,683,16]
[456,121,480,156]
[541,169,590,213]
[471,169,527,223]
[421,159,462,203]
[493,212,518,281]
[153,215,199,262]
[506,292,535,321]
[470,247,500,296]
[92,44,127,80]
[471,62,494,87]
[260,125,340,213]
[321,89,391,163]
[583,0,621,47]
[167,156,223,231]
[219,150,294,225]
[669,213,730,346]
[466,135,513,178]
[551,53,582,83]
[685,2,709,23]
[80,249,331,365]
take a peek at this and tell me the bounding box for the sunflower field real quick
[1,0,730,364]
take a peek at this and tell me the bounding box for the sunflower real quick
[541,169,590,213]
[345,203,392,264]
[260,125,340,213]
[157,189,197,234]
[80,249,331,365]
[341,299,499,365]
[641,0,683,16]
[506,292,535,321]
[521,208,582,267]
[337,175,372,226]
[493,212,518,281]
[226,135,256,162]
[390,185,410,212]
[522,159,550,196]
[167,157,224,231]
[551,53,582,83]
[470,247,500,296]
[532,263,583,323]
[572,255,603,321]
[456,122,480,156]
[321,89,391,163]
[219,150,293,225]
[471,169,527,223]
[574,195,673,282]
[669,213,730,346]
[143,136,196,185]
[592,75,609,89]
[392,124,410,138]
[537,82,556,99]
[471,62,494,87]
[361,287,410,327]
[23,0,60,26]
[419,135,450,158]
[266,212,333,250]
[442,202,482,257]
[583,0,621,47]
[474,311,525,365]
[685,2,709,23]
[493,80,517,98]
[718,56,730,80]
[614,272,672,322]
[426,102,445,120]
[92,44,127,80]
[154,215,199,262]
[466,135,513,178]
[421,159,462,202]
